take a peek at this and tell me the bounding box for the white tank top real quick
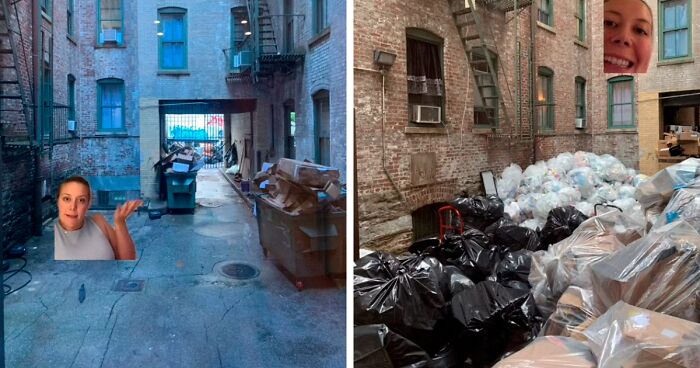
[54,216,115,260]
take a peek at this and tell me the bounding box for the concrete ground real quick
[3,169,346,368]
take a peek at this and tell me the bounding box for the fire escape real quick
[450,0,533,141]
[226,0,305,85]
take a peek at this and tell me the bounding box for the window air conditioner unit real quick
[101,29,120,43]
[411,105,441,124]
[233,50,253,68]
[575,118,586,129]
[67,120,76,132]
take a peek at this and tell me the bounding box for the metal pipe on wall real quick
[32,0,43,235]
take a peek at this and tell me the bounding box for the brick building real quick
[638,0,700,175]
[354,0,640,251]
[0,0,346,249]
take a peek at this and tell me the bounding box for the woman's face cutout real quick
[604,0,653,73]
[57,181,91,231]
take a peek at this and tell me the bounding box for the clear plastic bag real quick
[635,158,700,211]
[567,167,597,199]
[529,210,644,318]
[583,301,700,368]
[587,220,700,322]
[523,161,548,191]
[652,187,700,230]
[498,164,523,201]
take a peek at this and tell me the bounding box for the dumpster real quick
[165,171,197,213]
[254,194,346,290]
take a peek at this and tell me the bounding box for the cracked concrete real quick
[4,169,346,368]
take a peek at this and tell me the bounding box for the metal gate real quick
[164,112,225,169]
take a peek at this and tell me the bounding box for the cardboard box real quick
[681,142,700,156]
[493,336,596,368]
[172,162,190,173]
[659,147,672,157]
[659,140,671,150]
[678,131,700,141]
[277,158,340,188]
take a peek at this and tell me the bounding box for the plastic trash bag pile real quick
[496,151,647,231]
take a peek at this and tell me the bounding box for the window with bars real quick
[537,67,554,131]
[661,0,690,60]
[608,76,635,128]
[159,8,187,70]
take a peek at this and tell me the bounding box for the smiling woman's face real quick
[57,181,91,231]
[604,0,653,73]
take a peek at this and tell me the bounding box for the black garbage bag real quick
[354,252,447,352]
[354,324,430,368]
[451,195,504,231]
[443,265,475,298]
[484,215,516,238]
[441,233,499,283]
[490,224,540,253]
[354,251,403,281]
[500,279,531,291]
[495,250,532,286]
[429,344,462,368]
[451,281,542,367]
[408,236,441,255]
[540,206,588,250]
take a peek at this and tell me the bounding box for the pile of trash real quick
[153,143,205,174]
[355,157,700,367]
[254,158,345,215]
[495,151,646,231]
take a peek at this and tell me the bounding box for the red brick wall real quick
[354,0,638,251]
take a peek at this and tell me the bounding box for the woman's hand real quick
[114,199,144,226]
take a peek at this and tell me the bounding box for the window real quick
[41,32,52,137]
[471,47,498,127]
[575,77,586,124]
[406,29,444,125]
[97,78,124,131]
[159,8,187,70]
[41,0,51,18]
[608,76,635,128]
[538,0,553,26]
[98,0,123,45]
[68,75,76,122]
[575,0,585,41]
[284,101,296,159]
[313,90,330,166]
[661,0,690,59]
[313,0,328,35]
[284,0,294,52]
[230,7,250,69]
[537,67,554,130]
[67,0,74,37]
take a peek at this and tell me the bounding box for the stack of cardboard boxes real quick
[658,131,700,158]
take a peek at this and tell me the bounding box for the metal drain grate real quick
[215,262,259,280]
[113,279,145,292]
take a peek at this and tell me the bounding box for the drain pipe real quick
[32,0,43,235]
[380,69,408,206]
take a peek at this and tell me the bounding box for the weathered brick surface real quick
[355,0,638,251]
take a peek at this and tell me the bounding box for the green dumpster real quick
[165,171,197,212]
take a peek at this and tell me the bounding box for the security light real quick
[373,50,397,68]
[245,31,252,36]
[241,20,248,24]
[154,20,160,24]
[157,32,164,36]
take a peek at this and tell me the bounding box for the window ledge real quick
[606,128,637,133]
[536,130,557,136]
[574,39,588,49]
[308,28,331,49]
[657,57,694,67]
[95,131,129,137]
[404,125,448,135]
[67,34,77,46]
[158,70,190,76]
[95,43,126,49]
[473,128,498,134]
[537,21,556,34]
[41,11,52,23]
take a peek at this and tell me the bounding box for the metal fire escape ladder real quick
[0,0,34,147]
[451,0,514,137]
[247,0,278,82]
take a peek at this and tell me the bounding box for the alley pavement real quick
[3,169,346,368]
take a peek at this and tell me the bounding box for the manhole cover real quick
[112,279,145,292]
[215,262,259,280]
